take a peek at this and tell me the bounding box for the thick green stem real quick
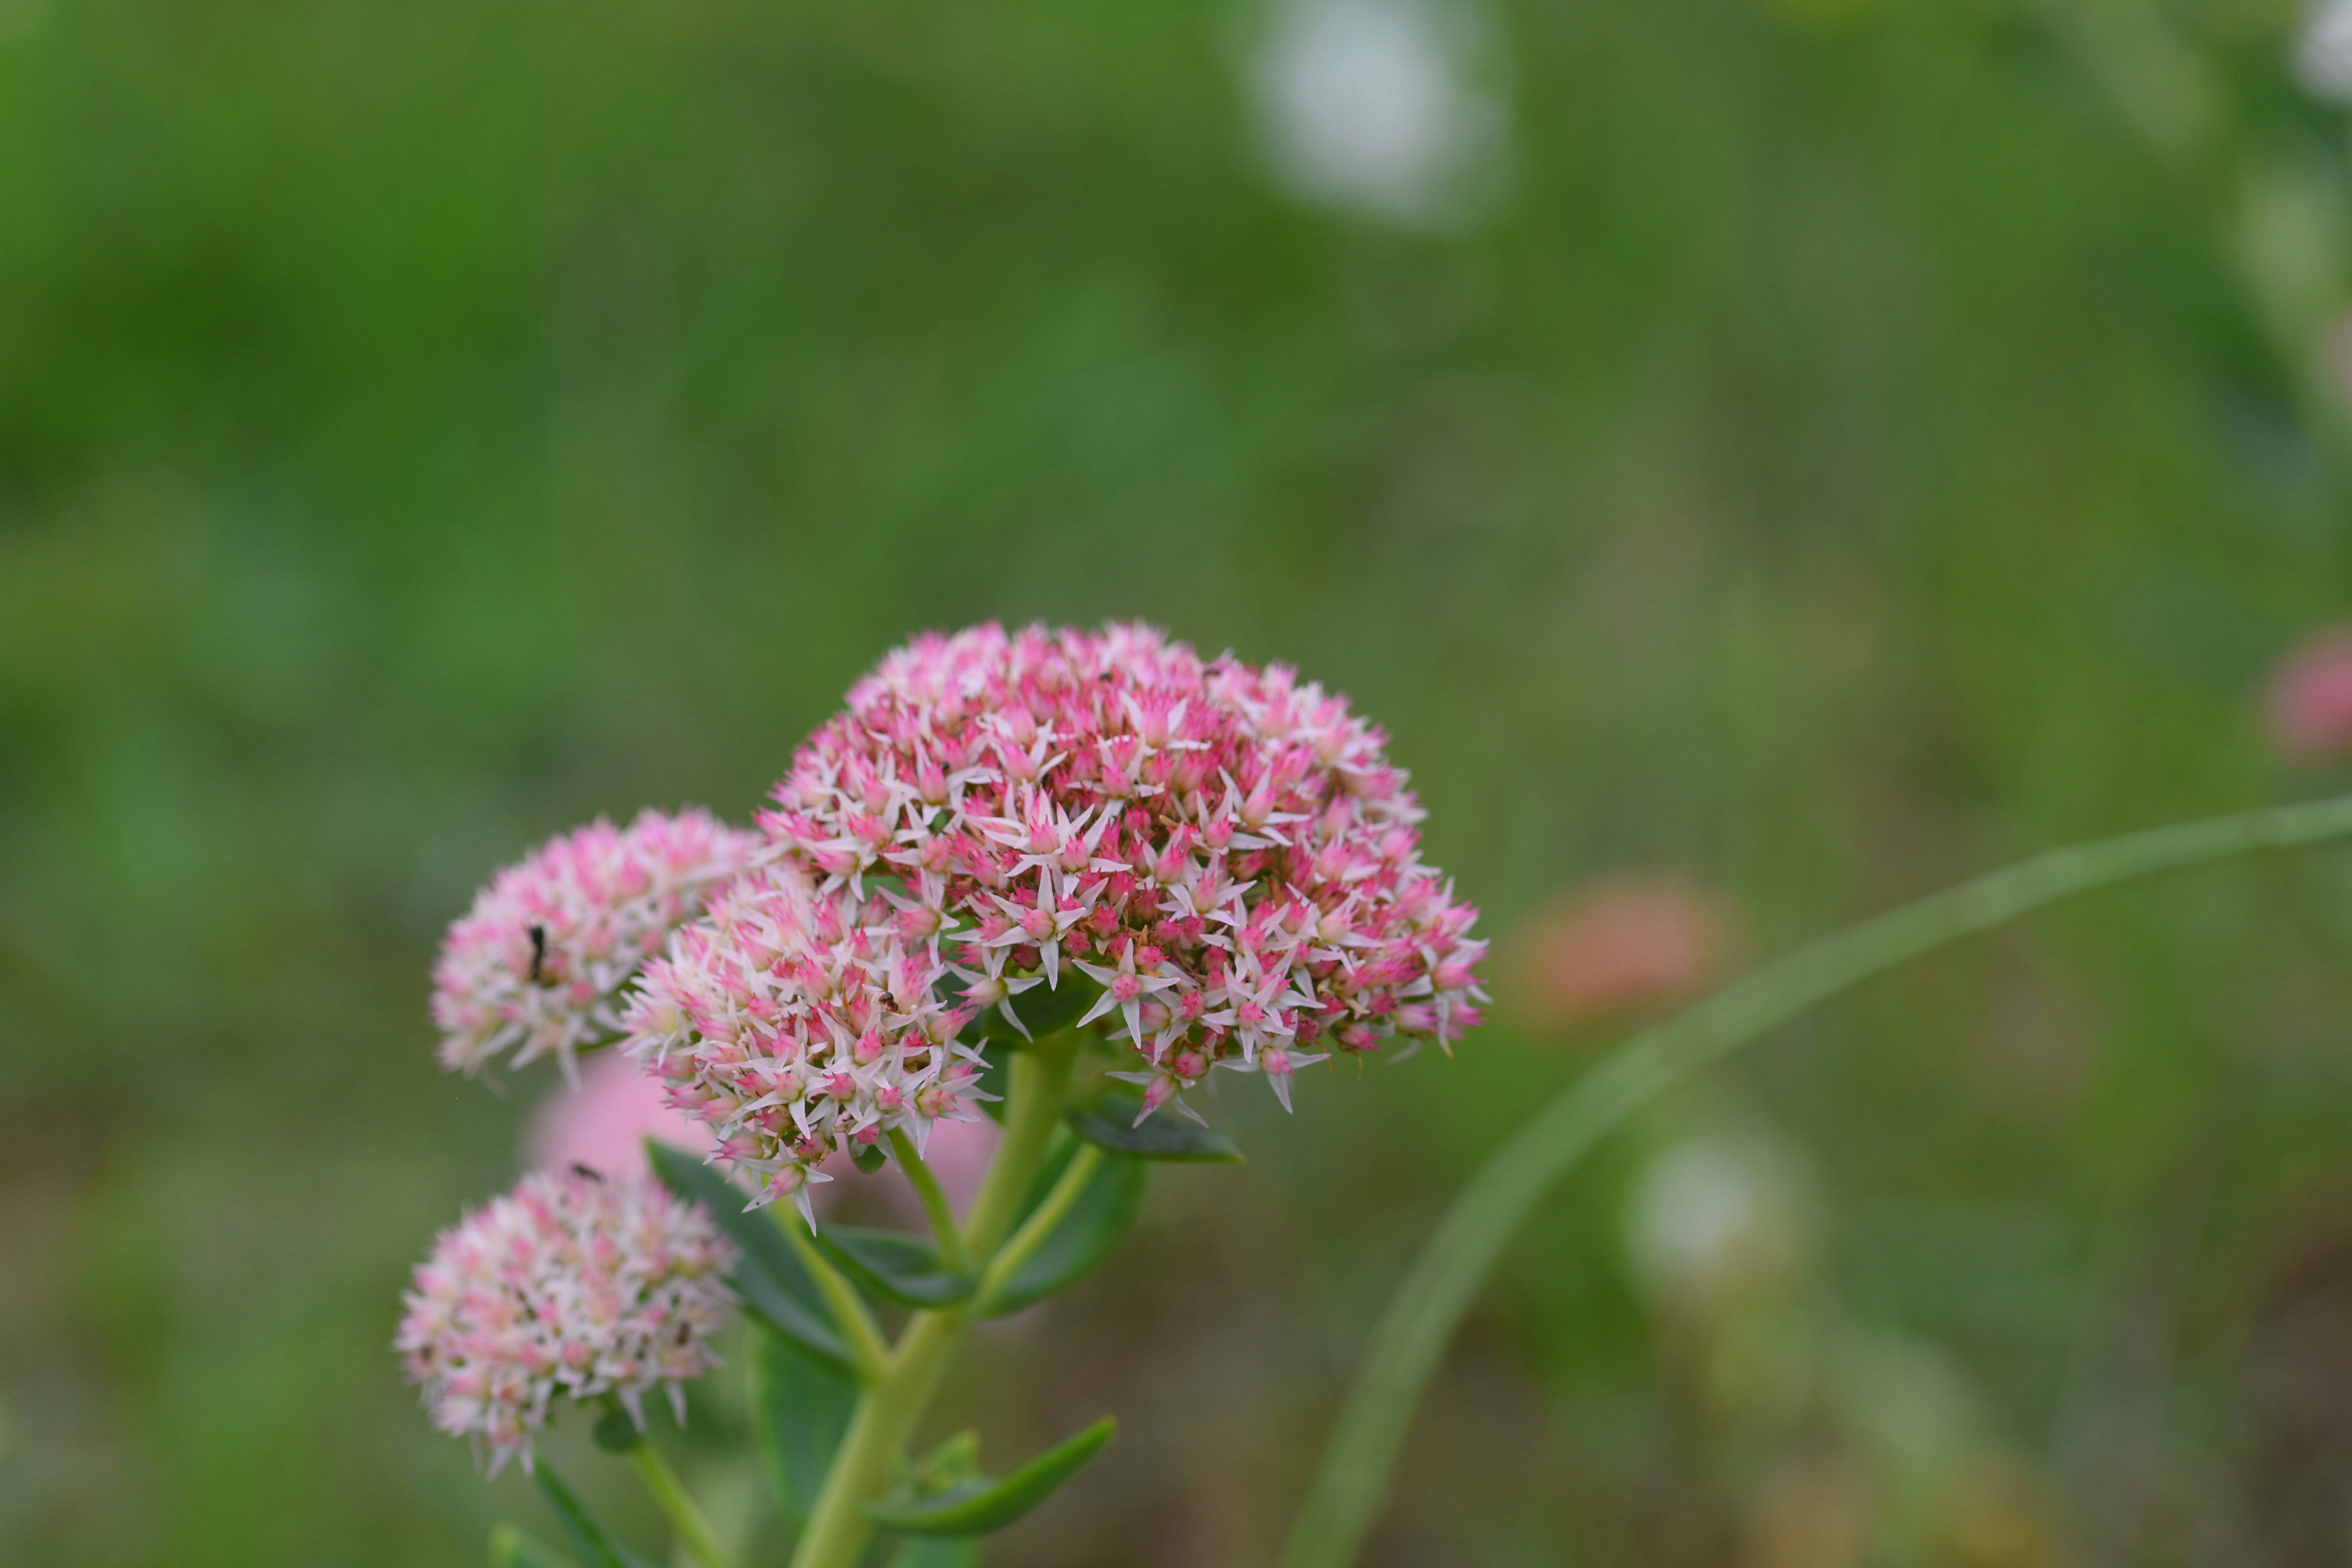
[889,1126,974,1275]
[780,1215,892,1385]
[978,1142,1103,1311]
[628,1443,730,1568]
[786,1029,1082,1568]
[1281,794,2352,1568]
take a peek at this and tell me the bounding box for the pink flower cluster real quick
[625,862,995,1210]
[396,1169,737,1476]
[626,622,1486,1201]
[433,809,756,1079]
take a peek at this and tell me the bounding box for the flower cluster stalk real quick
[785,1027,1084,1568]
[629,1442,730,1568]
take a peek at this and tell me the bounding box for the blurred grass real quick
[7,0,2352,1562]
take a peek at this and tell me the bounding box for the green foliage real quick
[968,979,1102,1047]
[490,1523,579,1568]
[865,1419,1116,1537]
[645,1140,853,1373]
[986,1143,1148,1316]
[1066,1092,1246,1163]
[589,1409,643,1455]
[750,1332,859,1531]
[530,1469,659,1568]
[13,0,2352,1558]
[808,1226,977,1310]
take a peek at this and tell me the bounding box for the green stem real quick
[628,1442,731,1568]
[889,1126,974,1275]
[786,1028,1082,1568]
[780,1213,892,1385]
[978,1142,1104,1311]
[1280,793,2352,1568]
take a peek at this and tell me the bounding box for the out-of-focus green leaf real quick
[865,1417,1116,1536]
[491,1521,579,1568]
[1066,1092,1244,1163]
[750,1330,859,1529]
[646,1140,852,1372]
[590,1408,643,1453]
[532,1466,660,1568]
[970,975,1099,1046]
[987,1142,1147,1316]
[883,1436,985,1566]
[810,1224,976,1308]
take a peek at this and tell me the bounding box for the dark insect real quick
[571,1163,605,1182]
[528,924,548,983]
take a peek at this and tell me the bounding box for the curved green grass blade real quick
[1281,794,2352,1568]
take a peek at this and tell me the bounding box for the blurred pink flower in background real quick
[2263,624,2352,762]
[1509,878,1739,1030]
[526,1046,713,1180]
[527,1046,1001,1213]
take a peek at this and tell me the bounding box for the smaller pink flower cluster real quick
[432,809,756,1079]
[396,1170,737,1476]
[624,861,994,1212]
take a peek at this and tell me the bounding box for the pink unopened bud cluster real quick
[626,621,1487,1196]
[395,1169,737,1476]
[432,809,756,1078]
[623,862,994,1211]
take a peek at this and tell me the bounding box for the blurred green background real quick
[13,0,2352,1562]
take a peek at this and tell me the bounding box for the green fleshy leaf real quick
[590,1408,643,1453]
[908,1428,983,1493]
[886,1538,981,1567]
[1012,975,1101,1039]
[810,1224,976,1308]
[985,1145,1146,1316]
[491,1522,579,1568]
[1065,1092,1244,1163]
[968,973,1101,1047]
[865,1417,1116,1536]
[750,1330,858,1529]
[533,1466,660,1568]
[645,1140,852,1372]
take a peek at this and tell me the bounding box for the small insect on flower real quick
[433,808,758,1081]
[394,1169,738,1477]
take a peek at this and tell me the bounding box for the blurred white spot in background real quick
[1251,0,1507,228]
[1627,1135,1813,1310]
[2296,0,2352,100]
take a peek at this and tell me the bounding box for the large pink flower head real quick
[395,1169,737,1476]
[432,808,756,1079]
[628,621,1486,1197]
[623,861,993,1212]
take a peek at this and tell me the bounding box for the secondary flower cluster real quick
[396,1169,737,1476]
[433,808,756,1079]
[625,621,1487,1199]
[625,862,994,1210]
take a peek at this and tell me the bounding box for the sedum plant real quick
[401,622,1490,1568]
[404,619,2352,1568]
